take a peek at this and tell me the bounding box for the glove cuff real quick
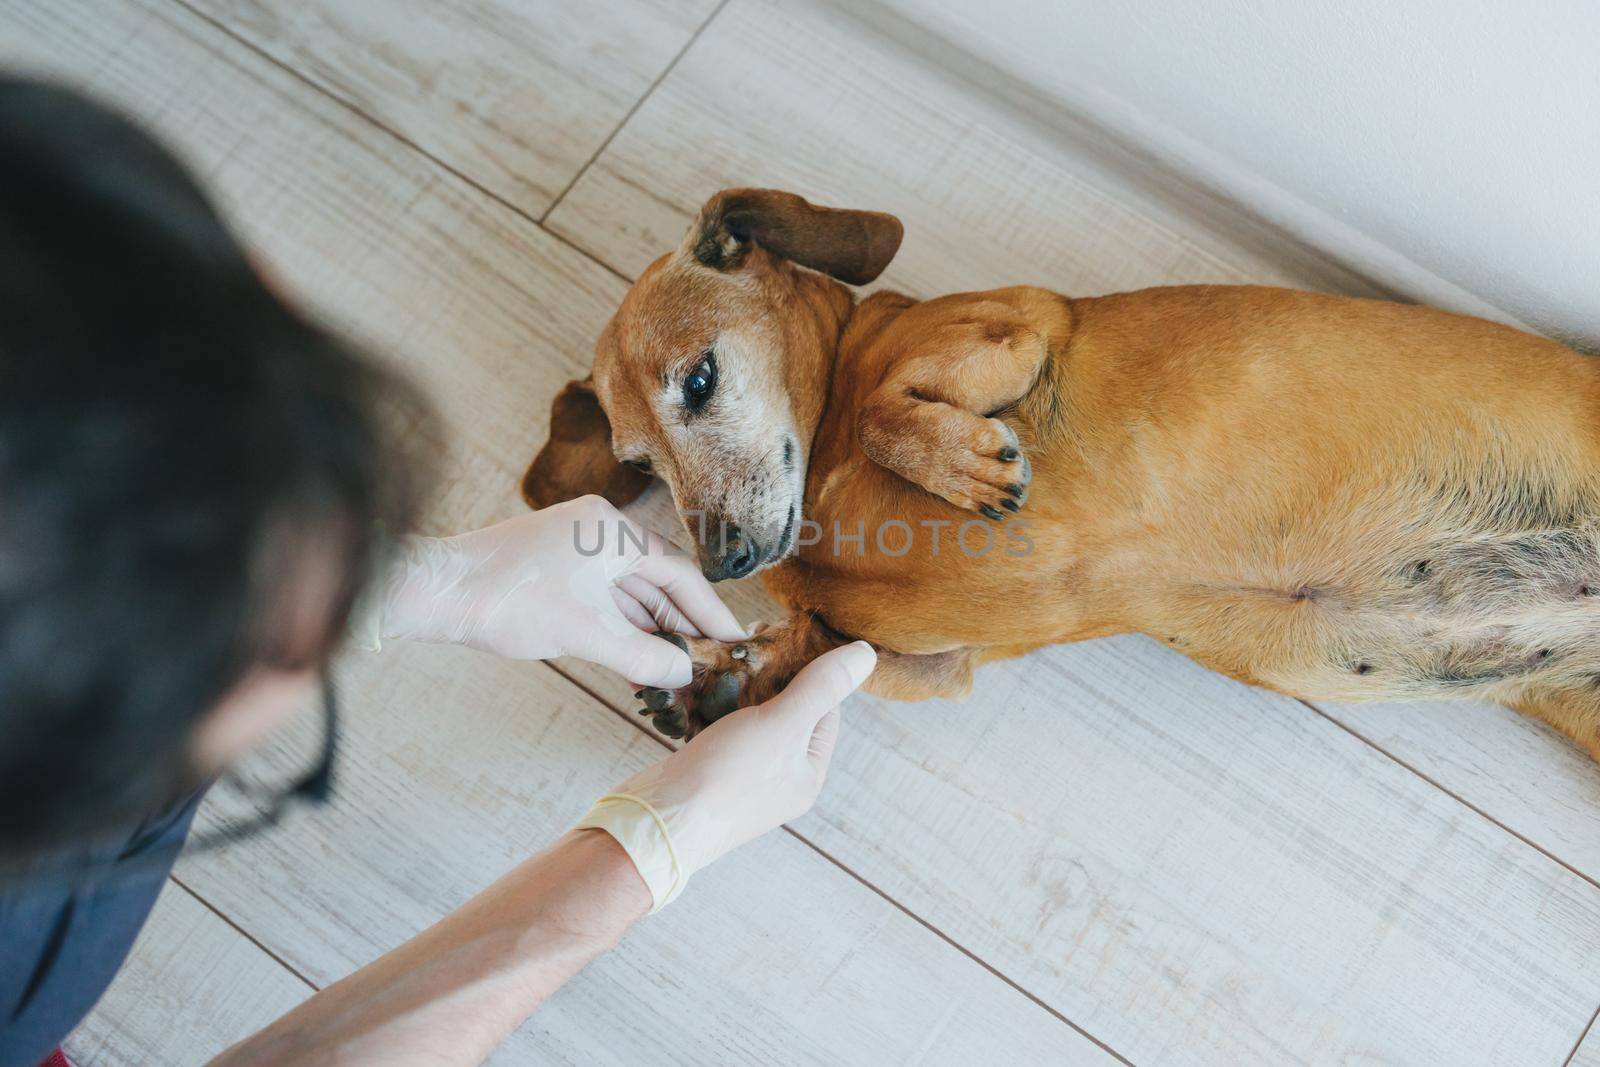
[345,523,398,652]
[573,793,687,912]
[345,587,384,652]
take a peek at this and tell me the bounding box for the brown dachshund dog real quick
[524,189,1600,756]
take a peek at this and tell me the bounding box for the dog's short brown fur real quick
[526,189,1600,755]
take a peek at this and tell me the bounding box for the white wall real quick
[867,0,1600,350]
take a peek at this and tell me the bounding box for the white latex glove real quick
[574,640,877,910]
[369,496,746,688]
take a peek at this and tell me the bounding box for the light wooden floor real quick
[6,1,1600,1063]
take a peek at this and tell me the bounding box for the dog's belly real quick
[1135,485,1600,707]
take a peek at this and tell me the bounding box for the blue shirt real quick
[0,790,203,1067]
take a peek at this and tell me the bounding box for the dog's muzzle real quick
[697,520,762,582]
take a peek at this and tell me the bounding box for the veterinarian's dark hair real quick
[0,79,430,856]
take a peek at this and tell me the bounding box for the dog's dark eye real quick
[623,457,652,474]
[683,353,716,412]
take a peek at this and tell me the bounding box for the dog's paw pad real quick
[650,708,688,739]
[700,671,743,723]
[637,635,765,739]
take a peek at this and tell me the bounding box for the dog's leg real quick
[866,646,979,700]
[637,614,845,739]
[857,299,1055,519]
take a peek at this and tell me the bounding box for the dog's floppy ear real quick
[689,188,903,286]
[521,377,653,510]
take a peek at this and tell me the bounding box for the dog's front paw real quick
[931,418,1031,520]
[637,628,783,739]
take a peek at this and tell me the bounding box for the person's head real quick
[0,80,428,857]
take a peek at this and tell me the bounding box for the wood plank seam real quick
[168,0,732,241]
[538,225,633,285]
[166,0,680,292]
[538,0,733,225]
[168,873,319,991]
[545,660,1139,1066]
[1564,1001,1600,1066]
[1302,698,1600,897]
[784,825,1139,1067]
[164,0,632,285]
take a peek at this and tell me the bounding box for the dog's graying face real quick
[522,188,904,581]
[595,254,807,580]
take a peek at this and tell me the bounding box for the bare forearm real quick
[211,830,650,1067]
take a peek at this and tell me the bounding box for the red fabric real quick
[38,1050,71,1067]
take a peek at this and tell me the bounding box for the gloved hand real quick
[368,496,747,688]
[574,640,877,910]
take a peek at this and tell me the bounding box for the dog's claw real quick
[999,445,1020,461]
[642,687,673,711]
[980,503,1004,521]
[1005,483,1025,498]
[1001,498,1020,512]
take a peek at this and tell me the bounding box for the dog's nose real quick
[700,522,761,582]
